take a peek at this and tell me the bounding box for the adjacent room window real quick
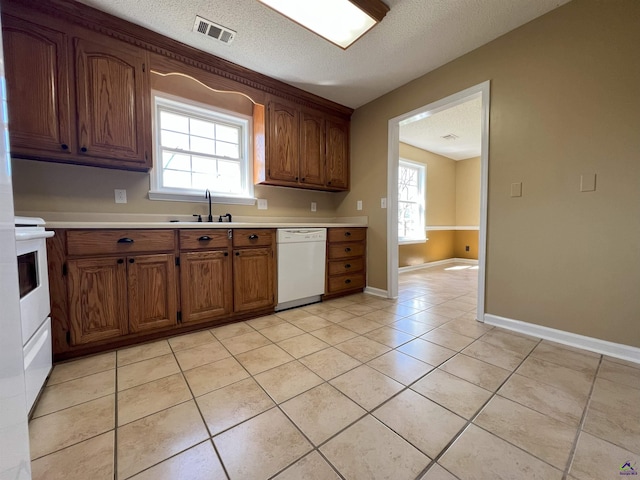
[398,159,426,244]
[150,94,254,204]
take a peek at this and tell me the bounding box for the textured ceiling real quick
[400,96,482,160]
[76,0,569,109]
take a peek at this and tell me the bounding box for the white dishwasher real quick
[276,228,327,311]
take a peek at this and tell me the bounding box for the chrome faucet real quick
[205,189,213,222]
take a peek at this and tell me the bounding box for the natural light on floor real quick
[445,265,478,271]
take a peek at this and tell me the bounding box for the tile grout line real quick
[561,355,603,480]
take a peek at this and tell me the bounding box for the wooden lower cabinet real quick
[180,250,232,324]
[67,257,128,345]
[233,247,275,313]
[127,254,177,333]
[325,227,367,299]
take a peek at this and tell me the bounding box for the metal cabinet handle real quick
[80,146,88,153]
[345,279,351,284]
[117,259,124,264]
[248,234,259,240]
[129,258,135,264]
[301,177,305,182]
[224,252,229,257]
[235,252,240,256]
[117,238,134,244]
[198,236,211,241]
[345,231,351,237]
[327,181,332,185]
[345,264,351,269]
[345,247,351,252]
[61,143,69,150]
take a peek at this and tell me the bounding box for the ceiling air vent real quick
[441,134,459,140]
[193,15,236,45]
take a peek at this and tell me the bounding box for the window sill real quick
[148,191,256,206]
[398,238,427,246]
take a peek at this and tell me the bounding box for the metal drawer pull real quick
[248,234,259,240]
[345,247,351,252]
[198,236,211,241]
[235,252,240,256]
[344,232,351,237]
[345,264,351,268]
[224,252,229,256]
[117,237,134,244]
[117,259,124,264]
[129,258,135,264]
[345,279,351,284]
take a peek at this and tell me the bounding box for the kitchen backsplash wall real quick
[11,158,343,219]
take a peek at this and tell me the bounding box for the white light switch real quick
[356,200,363,211]
[114,189,127,203]
[510,182,522,197]
[381,198,387,209]
[311,202,317,212]
[257,199,268,210]
[580,173,596,192]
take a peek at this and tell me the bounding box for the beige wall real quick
[340,0,640,347]
[455,157,480,226]
[399,231,454,267]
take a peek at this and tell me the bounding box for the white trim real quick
[398,238,427,246]
[364,286,388,298]
[426,225,479,231]
[148,190,256,205]
[387,81,490,320]
[484,314,640,365]
[398,257,478,273]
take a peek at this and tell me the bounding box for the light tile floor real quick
[29,264,640,479]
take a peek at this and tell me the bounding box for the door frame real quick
[386,81,490,322]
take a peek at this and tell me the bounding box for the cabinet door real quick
[127,254,177,333]
[180,251,232,324]
[299,111,325,187]
[233,247,275,313]
[268,101,299,183]
[74,36,150,168]
[325,119,349,190]
[2,15,72,156]
[67,257,128,345]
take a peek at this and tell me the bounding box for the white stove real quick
[15,216,54,412]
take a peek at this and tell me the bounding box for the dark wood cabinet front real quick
[325,119,349,190]
[300,111,325,187]
[233,247,275,313]
[268,101,300,183]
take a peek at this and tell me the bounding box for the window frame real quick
[398,158,427,245]
[149,92,255,205]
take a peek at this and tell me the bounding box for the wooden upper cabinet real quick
[268,101,299,183]
[325,118,349,190]
[127,254,177,333]
[1,15,72,156]
[180,250,232,325]
[67,257,128,345]
[299,111,325,187]
[74,37,150,168]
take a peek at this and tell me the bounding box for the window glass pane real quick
[190,118,215,139]
[216,160,241,193]
[162,151,191,171]
[160,111,188,133]
[398,161,425,240]
[216,141,239,159]
[216,124,239,144]
[192,156,217,174]
[163,169,191,189]
[190,136,216,155]
[161,130,190,150]
[192,173,216,190]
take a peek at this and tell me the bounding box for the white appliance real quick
[0,10,33,478]
[15,217,54,413]
[276,228,327,311]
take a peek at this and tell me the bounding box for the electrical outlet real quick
[381,198,387,209]
[257,199,268,210]
[356,200,363,211]
[465,245,470,252]
[510,182,522,197]
[114,189,127,204]
[311,202,317,212]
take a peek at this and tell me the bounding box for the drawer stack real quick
[325,227,366,299]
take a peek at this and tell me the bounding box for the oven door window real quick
[18,251,39,298]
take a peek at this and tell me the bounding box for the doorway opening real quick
[386,81,490,322]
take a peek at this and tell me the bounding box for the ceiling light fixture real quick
[258,0,389,49]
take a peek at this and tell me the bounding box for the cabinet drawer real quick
[328,258,364,276]
[180,230,230,250]
[232,229,274,248]
[67,230,175,256]
[327,272,365,294]
[328,228,366,243]
[328,242,365,260]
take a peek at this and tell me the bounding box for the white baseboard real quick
[484,314,640,365]
[364,286,389,298]
[398,258,478,273]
